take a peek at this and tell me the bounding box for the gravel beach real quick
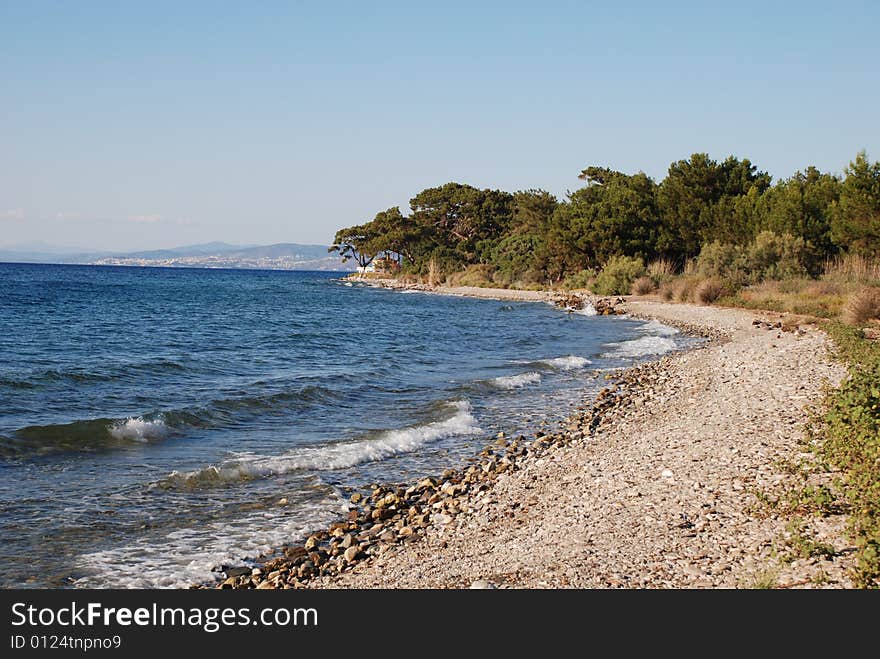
[221,287,855,589]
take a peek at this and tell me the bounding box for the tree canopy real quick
[330,151,879,285]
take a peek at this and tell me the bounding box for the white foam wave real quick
[602,335,677,358]
[575,303,597,316]
[491,372,541,389]
[638,319,679,336]
[539,355,592,370]
[108,416,169,442]
[162,401,481,487]
[76,494,344,588]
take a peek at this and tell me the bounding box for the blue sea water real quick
[0,263,695,588]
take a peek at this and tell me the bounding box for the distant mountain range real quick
[0,242,354,271]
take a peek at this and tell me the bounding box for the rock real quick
[305,535,321,551]
[432,513,453,525]
[379,530,396,543]
[225,566,251,578]
[256,580,275,590]
[350,492,363,504]
[661,469,674,478]
[343,546,360,563]
[470,579,497,589]
[277,497,289,506]
[340,533,355,549]
[285,546,308,560]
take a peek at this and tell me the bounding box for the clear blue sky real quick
[1,1,878,251]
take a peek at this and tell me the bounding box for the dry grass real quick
[631,276,656,295]
[658,282,675,301]
[823,254,880,283]
[804,280,843,297]
[674,277,698,302]
[843,287,880,326]
[647,259,676,280]
[695,278,728,305]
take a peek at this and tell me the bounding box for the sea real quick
[0,263,697,588]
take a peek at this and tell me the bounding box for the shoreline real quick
[214,281,854,589]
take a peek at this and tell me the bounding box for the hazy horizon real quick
[2,1,878,252]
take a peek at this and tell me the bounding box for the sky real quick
[1,1,878,252]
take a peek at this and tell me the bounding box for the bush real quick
[561,268,597,290]
[844,287,880,325]
[592,256,646,296]
[695,232,809,285]
[647,259,676,284]
[674,277,698,302]
[696,241,742,279]
[658,282,675,301]
[744,231,809,281]
[446,264,494,288]
[695,278,728,305]
[631,276,656,295]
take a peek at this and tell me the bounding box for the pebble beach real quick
[216,285,855,589]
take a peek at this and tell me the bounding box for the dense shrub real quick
[658,282,676,300]
[674,277,699,302]
[446,264,494,287]
[561,268,597,290]
[695,232,809,285]
[695,278,728,304]
[744,231,809,281]
[631,276,656,295]
[844,287,880,325]
[696,241,742,279]
[592,256,646,295]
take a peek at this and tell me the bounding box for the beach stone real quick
[343,546,360,563]
[470,579,497,589]
[340,533,355,549]
[350,492,363,504]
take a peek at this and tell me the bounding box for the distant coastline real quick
[0,241,355,272]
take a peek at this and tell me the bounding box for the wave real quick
[75,491,344,588]
[0,359,189,390]
[537,355,592,370]
[637,319,679,337]
[0,384,342,458]
[602,335,677,358]
[158,400,481,488]
[490,372,542,389]
[574,302,597,316]
[108,417,170,442]
[1,414,175,458]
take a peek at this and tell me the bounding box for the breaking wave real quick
[158,401,481,488]
[537,355,592,370]
[602,335,677,358]
[490,372,542,389]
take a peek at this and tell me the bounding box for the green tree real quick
[568,168,660,263]
[329,223,382,269]
[408,183,514,262]
[831,151,880,256]
[756,166,840,271]
[657,153,770,259]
